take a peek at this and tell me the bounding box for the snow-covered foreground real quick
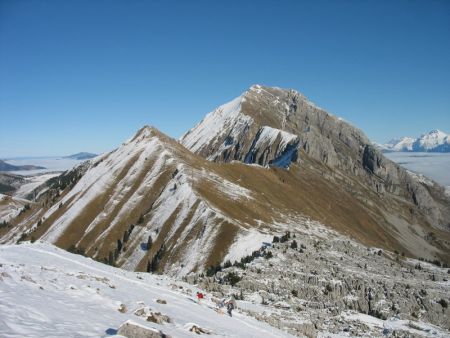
[0,242,293,338]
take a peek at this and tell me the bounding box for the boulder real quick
[117,320,171,338]
[133,306,171,324]
[147,312,171,324]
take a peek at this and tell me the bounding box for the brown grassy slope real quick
[53,152,142,253]
[194,151,450,264]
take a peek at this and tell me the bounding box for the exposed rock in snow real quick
[244,126,299,168]
[186,323,213,334]
[117,320,170,338]
[192,227,450,337]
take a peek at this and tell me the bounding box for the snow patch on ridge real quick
[224,230,272,263]
[253,126,297,151]
[445,186,450,197]
[201,170,253,201]
[180,94,254,153]
[244,126,299,168]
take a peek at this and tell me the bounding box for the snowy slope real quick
[32,126,245,274]
[13,173,60,199]
[0,194,29,222]
[383,137,416,151]
[0,242,293,338]
[181,94,253,155]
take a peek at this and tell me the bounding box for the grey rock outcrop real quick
[117,320,170,338]
[192,228,450,337]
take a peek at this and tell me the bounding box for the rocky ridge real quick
[188,222,450,337]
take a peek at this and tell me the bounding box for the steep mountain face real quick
[381,130,450,152]
[181,85,450,230]
[181,85,369,170]
[2,85,450,276]
[181,89,300,168]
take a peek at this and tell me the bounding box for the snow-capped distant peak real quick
[385,136,416,151]
[380,130,450,153]
[424,129,444,136]
[418,129,448,150]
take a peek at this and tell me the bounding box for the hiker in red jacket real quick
[196,291,204,303]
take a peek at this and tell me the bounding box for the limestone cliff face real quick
[181,84,450,230]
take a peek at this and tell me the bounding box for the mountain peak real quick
[381,129,449,152]
[424,129,445,137]
[128,125,163,144]
[136,124,157,135]
[181,84,369,168]
[243,84,323,113]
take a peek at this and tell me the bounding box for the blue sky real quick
[1,0,449,157]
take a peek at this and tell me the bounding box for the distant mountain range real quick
[64,152,97,160]
[0,159,46,172]
[377,129,450,152]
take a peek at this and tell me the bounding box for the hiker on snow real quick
[225,296,236,317]
[196,291,204,303]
